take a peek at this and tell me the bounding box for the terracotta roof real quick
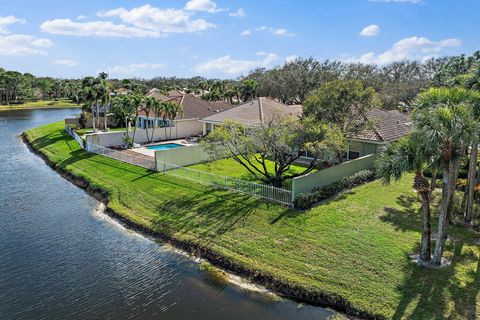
[351,108,411,142]
[200,97,302,126]
[139,89,232,120]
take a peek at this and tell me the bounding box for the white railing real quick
[86,143,156,170]
[159,162,293,206]
[65,124,85,149]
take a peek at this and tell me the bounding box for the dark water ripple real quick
[0,108,335,320]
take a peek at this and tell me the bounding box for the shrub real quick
[294,170,375,210]
[456,178,467,191]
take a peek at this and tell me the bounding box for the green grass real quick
[188,157,314,186]
[0,99,78,111]
[74,127,127,136]
[25,121,480,319]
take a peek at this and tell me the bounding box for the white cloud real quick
[257,26,295,37]
[41,19,160,37]
[107,63,165,77]
[359,24,380,37]
[98,4,215,33]
[42,4,215,38]
[0,16,25,34]
[184,0,225,13]
[77,15,87,20]
[285,55,298,63]
[346,36,461,64]
[52,59,78,66]
[0,34,53,56]
[240,30,251,36]
[195,52,279,75]
[229,8,246,17]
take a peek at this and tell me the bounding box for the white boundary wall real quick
[85,119,202,148]
[155,145,210,168]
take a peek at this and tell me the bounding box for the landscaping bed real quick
[23,121,480,319]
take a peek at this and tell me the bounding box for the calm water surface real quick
[0,108,336,320]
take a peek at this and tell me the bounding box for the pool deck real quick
[131,139,198,158]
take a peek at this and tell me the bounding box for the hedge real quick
[294,170,376,210]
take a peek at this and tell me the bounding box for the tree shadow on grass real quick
[392,240,480,319]
[153,188,290,244]
[130,170,157,182]
[381,195,480,319]
[30,130,78,150]
[381,194,423,233]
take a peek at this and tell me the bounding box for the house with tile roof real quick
[136,88,232,138]
[200,98,411,161]
[345,108,412,160]
[199,97,302,135]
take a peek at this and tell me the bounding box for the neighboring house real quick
[346,108,411,160]
[199,97,302,135]
[200,98,411,162]
[136,88,232,138]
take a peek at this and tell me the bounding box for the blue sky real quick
[0,0,478,79]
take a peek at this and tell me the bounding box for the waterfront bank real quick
[23,121,480,320]
[1,108,335,320]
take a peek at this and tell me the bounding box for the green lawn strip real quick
[74,127,127,136]
[188,157,314,187]
[24,121,480,319]
[0,99,78,110]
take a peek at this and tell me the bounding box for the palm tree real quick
[376,135,434,262]
[166,102,182,140]
[97,72,109,131]
[110,95,135,147]
[130,94,143,146]
[463,73,480,223]
[413,87,477,265]
[150,98,163,142]
[81,76,98,133]
[143,96,154,142]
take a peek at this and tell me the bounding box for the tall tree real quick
[376,135,435,262]
[413,87,477,265]
[202,116,345,188]
[303,80,381,162]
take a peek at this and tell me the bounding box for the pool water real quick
[146,143,184,151]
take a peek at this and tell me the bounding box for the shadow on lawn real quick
[392,240,479,319]
[382,195,480,319]
[30,131,76,151]
[381,194,423,233]
[153,188,290,244]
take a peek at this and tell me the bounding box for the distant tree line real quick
[0,68,81,105]
[2,51,479,108]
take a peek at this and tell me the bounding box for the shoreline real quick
[21,132,378,320]
[0,101,79,111]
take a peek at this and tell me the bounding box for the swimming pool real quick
[146,143,184,151]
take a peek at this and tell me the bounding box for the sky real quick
[0,0,478,79]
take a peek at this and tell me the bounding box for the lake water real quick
[0,108,336,320]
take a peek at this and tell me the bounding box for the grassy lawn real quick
[0,99,78,111]
[24,121,480,319]
[188,157,314,187]
[74,127,127,136]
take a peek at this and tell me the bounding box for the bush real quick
[294,170,375,210]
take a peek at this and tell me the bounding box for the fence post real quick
[291,178,296,206]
